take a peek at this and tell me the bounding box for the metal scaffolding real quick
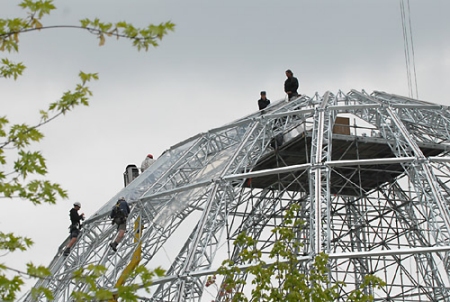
[24,90,450,301]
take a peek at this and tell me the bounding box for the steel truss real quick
[24,90,450,301]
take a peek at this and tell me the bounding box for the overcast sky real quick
[1,0,450,296]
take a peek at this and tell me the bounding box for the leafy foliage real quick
[0,59,26,80]
[79,18,175,50]
[69,264,165,302]
[0,0,173,300]
[0,70,96,205]
[212,204,385,301]
[0,0,175,53]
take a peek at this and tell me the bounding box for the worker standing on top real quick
[284,69,299,100]
[258,91,271,110]
[140,154,155,173]
[63,202,85,256]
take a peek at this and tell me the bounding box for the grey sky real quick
[1,0,449,295]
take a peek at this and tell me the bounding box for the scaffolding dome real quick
[26,90,450,301]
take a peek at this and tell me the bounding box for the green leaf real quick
[0,58,26,80]
[8,124,44,149]
[14,150,47,177]
[154,266,165,277]
[30,286,54,301]
[79,18,90,28]
[94,288,113,300]
[23,180,68,204]
[26,263,51,278]
[0,274,24,301]
[19,0,56,19]
[0,231,33,252]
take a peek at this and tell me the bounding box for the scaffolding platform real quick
[246,132,447,196]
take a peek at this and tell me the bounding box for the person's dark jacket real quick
[110,199,131,224]
[258,98,270,110]
[284,76,299,98]
[118,200,131,217]
[111,200,131,219]
[70,208,84,228]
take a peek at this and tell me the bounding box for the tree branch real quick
[1,25,161,42]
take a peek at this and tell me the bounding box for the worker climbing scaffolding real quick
[63,202,85,256]
[109,197,131,252]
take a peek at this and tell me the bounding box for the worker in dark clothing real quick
[258,91,270,110]
[284,69,299,100]
[109,197,131,252]
[63,202,85,256]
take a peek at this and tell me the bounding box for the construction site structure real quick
[23,90,450,301]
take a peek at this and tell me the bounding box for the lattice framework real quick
[24,90,450,302]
